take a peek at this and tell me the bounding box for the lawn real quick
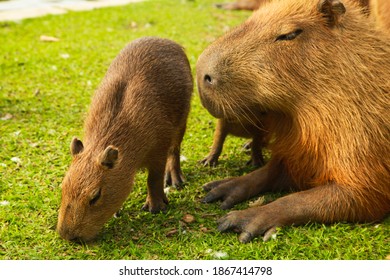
[0,0,389,260]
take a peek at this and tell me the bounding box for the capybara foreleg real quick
[203,160,292,209]
[200,119,228,167]
[202,165,272,209]
[218,183,390,243]
[143,161,169,213]
[247,134,266,167]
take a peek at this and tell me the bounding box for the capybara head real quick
[197,0,367,121]
[57,138,131,242]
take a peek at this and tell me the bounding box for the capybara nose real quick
[204,74,214,86]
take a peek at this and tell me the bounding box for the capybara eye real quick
[276,29,303,41]
[89,188,102,206]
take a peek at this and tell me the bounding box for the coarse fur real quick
[369,0,390,31]
[57,37,193,242]
[197,0,390,243]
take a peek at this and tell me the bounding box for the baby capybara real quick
[57,37,193,242]
[197,0,390,243]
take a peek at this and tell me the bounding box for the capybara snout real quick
[57,37,193,242]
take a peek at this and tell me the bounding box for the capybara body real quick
[201,117,269,167]
[57,37,193,242]
[197,0,390,242]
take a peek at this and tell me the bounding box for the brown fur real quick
[369,0,390,31]
[201,116,269,167]
[57,37,193,242]
[197,0,390,243]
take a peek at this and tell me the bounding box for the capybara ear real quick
[98,146,119,169]
[318,0,346,27]
[70,137,84,156]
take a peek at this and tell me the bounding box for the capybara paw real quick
[217,207,279,243]
[202,178,250,209]
[165,170,185,189]
[199,155,219,167]
[141,197,168,214]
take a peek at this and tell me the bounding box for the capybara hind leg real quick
[218,184,390,243]
[165,125,186,188]
[143,162,168,213]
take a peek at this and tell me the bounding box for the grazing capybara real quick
[57,37,193,242]
[200,117,269,167]
[196,0,390,243]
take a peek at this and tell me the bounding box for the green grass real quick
[0,0,389,260]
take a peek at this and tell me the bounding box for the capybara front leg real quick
[200,119,228,167]
[202,164,272,209]
[247,134,266,167]
[143,162,169,213]
[217,183,390,243]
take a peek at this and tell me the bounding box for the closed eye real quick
[89,188,101,206]
[276,29,303,41]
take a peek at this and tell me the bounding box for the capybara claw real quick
[199,156,218,167]
[238,231,254,244]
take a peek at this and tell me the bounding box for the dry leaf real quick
[166,229,178,237]
[40,35,60,42]
[182,214,195,224]
[0,113,13,120]
[200,227,209,233]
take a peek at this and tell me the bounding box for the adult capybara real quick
[200,117,269,167]
[57,37,193,242]
[196,0,390,243]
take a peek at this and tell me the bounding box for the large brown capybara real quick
[200,117,270,167]
[196,0,390,243]
[57,37,193,242]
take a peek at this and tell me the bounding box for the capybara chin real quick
[57,37,193,242]
[196,0,390,243]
